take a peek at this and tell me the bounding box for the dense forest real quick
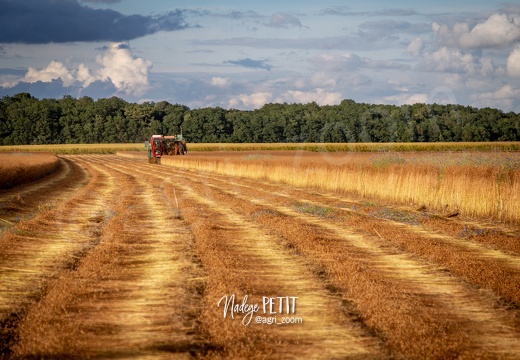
[1,92,519,145]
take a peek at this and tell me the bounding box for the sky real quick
[1,0,520,112]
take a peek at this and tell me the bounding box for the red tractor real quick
[145,134,187,164]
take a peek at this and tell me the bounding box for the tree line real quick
[1,92,519,145]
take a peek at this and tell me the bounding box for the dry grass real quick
[0,143,145,155]
[185,142,520,152]
[159,150,520,225]
[0,152,60,189]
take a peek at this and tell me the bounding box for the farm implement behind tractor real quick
[145,134,187,164]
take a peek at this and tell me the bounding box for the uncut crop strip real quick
[0,157,122,355]
[0,152,60,190]
[11,156,206,358]
[0,158,89,229]
[101,156,385,359]
[0,143,145,155]
[161,153,520,225]
[170,142,520,152]
[161,164,520,358]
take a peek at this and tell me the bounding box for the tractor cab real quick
[145,135,164,163]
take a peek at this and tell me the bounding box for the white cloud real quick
[434,13,520,49]
[384,93,428,105]
[210,77,231,87]
[1,42,152,97]
[428,86,458,105]
[283,88,342,106]
[311,72,338,88]
[422,47,475,73]
[77,63,95,87]
[228,92,273,109]
[96,43,152,96]
[460,14,520,49]
[421,47,494,76]
[507,45,520,77]
[406,37,423,56]
[480,85,520,99]
[5,60,75,87]
[386,79,408,92]
[475,85,520,110]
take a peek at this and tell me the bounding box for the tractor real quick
[145,133,187,164]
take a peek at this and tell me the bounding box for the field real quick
[1,147,520,359]
[0,152,60,190]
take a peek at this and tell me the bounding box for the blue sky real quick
[1,0,520,112]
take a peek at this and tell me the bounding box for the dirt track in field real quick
[1,154,520,359]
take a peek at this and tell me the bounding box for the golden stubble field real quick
[1,147,520,359]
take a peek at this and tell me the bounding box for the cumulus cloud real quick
[2,42,152,96]
[95,43,152,96]
[310,72,338,88]
[384,93,429,105]
[77,63,96,87]
[0,0,188,44]
[11,61,75,87]
[460,14,520,48]
[420,47,494,76]
[229,92,273,109]
[283,88,342,106]
[406,37,424,56]
[421,47,475,72]
[476,85,520,110]
[211,77,231,87]
[433,13,520,49]
[507,45,520,77]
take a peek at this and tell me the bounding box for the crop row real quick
[0,152,60,189]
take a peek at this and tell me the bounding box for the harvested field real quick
[1,151,519,359]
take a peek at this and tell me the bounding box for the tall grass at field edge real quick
[0,153,61,189]
[161,156,520,225]
[187,142,520,152]
[0,144,145,155]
